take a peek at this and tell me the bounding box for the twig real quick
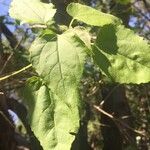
[0,35,25,75]
[0,111,15,129]
[102,84,120,103]
[0,64,32,82]
[93,105,146,137]
[0,53,13,75]
[94,105,113,119]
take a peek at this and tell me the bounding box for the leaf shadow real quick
[93,24,119,80]
[96,24,118,55]
[93,46,113,81]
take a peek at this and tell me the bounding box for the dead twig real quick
[93,105,146,137]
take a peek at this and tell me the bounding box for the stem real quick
[69,19,74,28]
[0,64,32,82]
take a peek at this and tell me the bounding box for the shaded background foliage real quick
[0,0,150,150]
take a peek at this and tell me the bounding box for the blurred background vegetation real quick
[0,0,150,150]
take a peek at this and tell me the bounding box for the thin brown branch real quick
[0,23,19,49]
[0,64,32,82]
[94,105,146,137]
[0,53,13,75]
[0,35,25,75]
[102,84,120,104]
[0,111,15,129]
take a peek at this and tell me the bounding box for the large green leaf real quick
[9,0,56,24]
[30,29,88,98]
[67,3,121,26]
[23,84,79,150]
[93,24,150,83]
[28,30,88,149]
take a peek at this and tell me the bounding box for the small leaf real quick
[93,24,150,83]
[67,3,121,26]
[9,0,56,24]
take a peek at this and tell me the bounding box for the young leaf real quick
[9,0,56,24]
[93,24,150,84]
[28,30,88,149]
[67,3,121,26]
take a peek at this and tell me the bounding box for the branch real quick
[0,22,23,49]
[0,64,32,82]
[0,53,13,75]
[94,105,146,137]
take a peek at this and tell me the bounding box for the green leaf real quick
[30,30,87,97]
[93,24,150,84]
[72,27,91,50]
[28,30,88,149]
[9,0,56,24]
[67,3,121,26]
[24,84,79,150]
